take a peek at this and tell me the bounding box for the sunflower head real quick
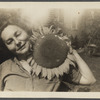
[33,27,69,68]
[30,26,75,80]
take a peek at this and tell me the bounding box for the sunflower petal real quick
[69,61,76,67]
[42,27,50,35]
[39,26,44,35]
[61,59,70,74]
[51,69,55,77]
[47,69,52,80]
[42,67,48,78]
[53,68,60,78]
[29,35,37,42]
[29,58,35,66]
[35,65,42,76]
[32,29,41,38]
[58,60,67,75]
[32,62,37,73]
[31,34,37,40]
[57,67,64,76]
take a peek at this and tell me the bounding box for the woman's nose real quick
[14,38,21,47]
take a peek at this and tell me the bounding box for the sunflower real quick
[30,26,75,80]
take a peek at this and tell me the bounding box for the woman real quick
[0,22,96,91]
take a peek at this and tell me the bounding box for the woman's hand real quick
[71,49,96,85]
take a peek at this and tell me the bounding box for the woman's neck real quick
[17,51,33,61]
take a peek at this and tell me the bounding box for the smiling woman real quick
[0,21,33,61]
[0,9,33,64]
[0,7,96,92]
[0,20,96,91]
[1,25,30,56]
[0,22,35,91]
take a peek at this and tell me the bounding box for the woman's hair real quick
[0,21,33,37]
[0,22,14,63]
[0,21,33,64]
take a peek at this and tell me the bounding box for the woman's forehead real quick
[3,25,21,32]
[1,25,22,40]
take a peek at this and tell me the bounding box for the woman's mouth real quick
[17,43,26,51]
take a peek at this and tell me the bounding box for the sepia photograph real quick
[0,2,100,98]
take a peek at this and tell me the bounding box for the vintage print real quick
[0,2,99,93]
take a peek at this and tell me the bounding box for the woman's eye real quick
[16,31,21,37]
[6,39,13,45]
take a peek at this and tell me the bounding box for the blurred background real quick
[0,8,100,92]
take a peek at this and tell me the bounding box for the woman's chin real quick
[16,48,29,55]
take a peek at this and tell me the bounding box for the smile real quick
[17,43,26,51]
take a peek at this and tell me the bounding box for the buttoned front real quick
[0,57,82,91]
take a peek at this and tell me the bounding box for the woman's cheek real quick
[6,44,16,52]
[18,33,29,41]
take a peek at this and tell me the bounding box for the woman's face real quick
[1,25,30,55]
